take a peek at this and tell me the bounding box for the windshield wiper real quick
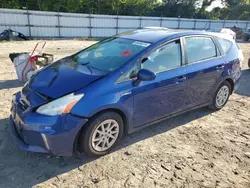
[79,62,93,74]
[79,62,90,66]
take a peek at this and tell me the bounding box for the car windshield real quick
[71,38,151,72]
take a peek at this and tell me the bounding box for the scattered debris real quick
[78,166,83,172]
[240,132,250,139]
[174,164,182,170]
[161,164,170,171]
[171,145,177,149]
[124,151,132,156]
[232,169,239,175]
[91,178,100,184]
[9,41,53,82]
[208,162,215,168]
[244,152,250,158]
[0,29,30,41]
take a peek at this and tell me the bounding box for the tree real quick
[150,0,198,18]
[222,0,250,20]
[196,0,216,18]
[0,0,249,20]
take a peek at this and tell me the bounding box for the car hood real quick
[29,58,104,99]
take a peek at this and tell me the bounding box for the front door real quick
[133,39,188,127]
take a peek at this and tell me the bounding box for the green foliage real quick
[0,0,249,20]
[206,0,250,20]
[0,0,21,9]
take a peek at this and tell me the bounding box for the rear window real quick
[217,38,232,55]
[185,37,217,64]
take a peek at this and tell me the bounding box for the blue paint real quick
[10,28,241,156]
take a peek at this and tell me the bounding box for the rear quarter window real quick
[217,38,233,55]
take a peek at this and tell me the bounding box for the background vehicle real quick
[220,28,236,40]
[10,29,242,157]
[244,28,250,41]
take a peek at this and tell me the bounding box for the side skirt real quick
[128,102,210,134]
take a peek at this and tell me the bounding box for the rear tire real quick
[79,111,124,157]
[209,81,231,110]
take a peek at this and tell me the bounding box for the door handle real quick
[175,76,186,84]
[216,65,225,71]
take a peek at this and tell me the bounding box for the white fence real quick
[0,8,250,38]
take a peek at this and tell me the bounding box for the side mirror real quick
[141,57,148,64]
[133,69,156,86]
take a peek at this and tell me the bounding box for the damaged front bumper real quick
[9,92,88,156]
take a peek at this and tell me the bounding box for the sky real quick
[206,0,224,11]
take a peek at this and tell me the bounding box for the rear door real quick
[183,36,226,107]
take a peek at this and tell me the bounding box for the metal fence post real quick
[177,18,181,29]
[222,20,226,28]
[160,17,163,27]
[89,13,92,38]
[116,15,119,34]
[57,12,61,37]
[26,9,31,37]
[208,21,211,30]
[139,17,142,29]
[246,21,249,31]
[193,19,197,30]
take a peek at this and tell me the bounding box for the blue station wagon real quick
[10,28,242,156]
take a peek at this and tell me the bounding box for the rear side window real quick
[217,38,233,55]
[185,37,217,64]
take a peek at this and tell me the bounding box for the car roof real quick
[117,28,226,43]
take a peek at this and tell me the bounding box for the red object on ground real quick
[21,41,46,81]
[121,50,132,57]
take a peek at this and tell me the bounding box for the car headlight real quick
[36,93,84,116]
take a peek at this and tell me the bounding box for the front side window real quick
[142,40,182,73]
[217,38,233,55]
[117,62,139,83]
[185,37,217,64]
[70,38,150,73]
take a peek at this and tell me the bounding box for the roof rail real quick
[142,26,169,30]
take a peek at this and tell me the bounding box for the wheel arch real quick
[88,108,129,132]
[73,107,129,153]
[225,78,234,94]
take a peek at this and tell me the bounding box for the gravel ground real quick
[0,40,250,188]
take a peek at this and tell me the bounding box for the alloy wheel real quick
[91,119,119,152]
[216,85,229,107]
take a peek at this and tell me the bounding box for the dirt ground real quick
[0,40,250,188]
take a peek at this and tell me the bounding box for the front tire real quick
[79,111,124,157]
[209,81,231,110]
